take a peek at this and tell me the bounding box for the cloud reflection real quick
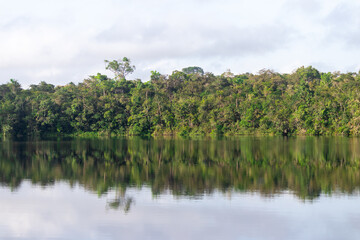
[0,181,360,240]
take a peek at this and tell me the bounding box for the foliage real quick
[2,62,360,137]
[104,57,135,80]
[182,66,204,75]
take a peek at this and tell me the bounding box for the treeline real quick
[1,61,360,137]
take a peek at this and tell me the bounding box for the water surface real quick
[1,137,360,239]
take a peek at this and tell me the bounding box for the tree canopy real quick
[104,57,135,80]
[1,60,360,137]
[182,66,204,75]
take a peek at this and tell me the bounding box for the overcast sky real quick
[0,0,359,87]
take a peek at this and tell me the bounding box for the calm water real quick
[1,137,360,239]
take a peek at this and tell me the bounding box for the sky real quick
[0,0,360,87]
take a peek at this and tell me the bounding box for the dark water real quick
[1,137,360,239]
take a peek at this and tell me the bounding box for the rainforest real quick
[1,59,360,138]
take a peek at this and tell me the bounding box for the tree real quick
[182,66,204,75]
[105,57,135,80]
[30,81,55,93]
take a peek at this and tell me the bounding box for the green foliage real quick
[104,57,135,80]
[182,66,204,75]
[2,63,360,137]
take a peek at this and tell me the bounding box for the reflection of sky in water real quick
[0,181,360,240]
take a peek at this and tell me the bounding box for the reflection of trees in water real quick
[106,186,134,212]
[0,137,360,201]
[107,196,134,212]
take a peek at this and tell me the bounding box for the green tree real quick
[105,57,136,80]
[182,66,204,75]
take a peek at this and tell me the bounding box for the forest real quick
[1,58,360,137]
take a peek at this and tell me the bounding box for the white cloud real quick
[0,0,359,87]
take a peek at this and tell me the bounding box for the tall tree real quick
[104,57,136,80]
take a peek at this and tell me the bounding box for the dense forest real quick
[1,57,360,137]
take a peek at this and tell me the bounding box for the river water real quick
[0,137,359,239]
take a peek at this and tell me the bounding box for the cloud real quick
[322,2,360,47]
[1,0,360,87]
[96,22,295,59]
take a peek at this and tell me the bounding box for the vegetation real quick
[2,58,360,137]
